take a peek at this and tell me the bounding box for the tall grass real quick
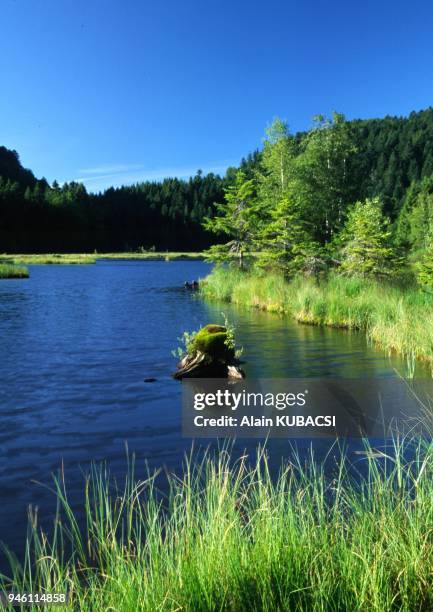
[2,440,433,610]
[201,267,433,369]
[0,263,29,279]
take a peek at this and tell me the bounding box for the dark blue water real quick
[0,260,416,563]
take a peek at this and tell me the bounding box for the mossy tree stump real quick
[173,324,244,380]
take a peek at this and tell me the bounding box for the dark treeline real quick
[0,150,226,251]
[349,109,433,217]
[2,107,433,253]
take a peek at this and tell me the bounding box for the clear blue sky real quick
[1,0,433,192]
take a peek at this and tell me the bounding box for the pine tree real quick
[339,198,400,278]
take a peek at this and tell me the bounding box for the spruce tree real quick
[203,170,259,268]
[254,195,316,276]
[339,198,399,278]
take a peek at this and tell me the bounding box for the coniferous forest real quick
[2,107,433,261]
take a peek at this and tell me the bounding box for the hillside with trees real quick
[0,148,226,251]
[204,109,433,289]
[2,107,433,255]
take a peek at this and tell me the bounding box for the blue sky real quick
[1,0,433,192]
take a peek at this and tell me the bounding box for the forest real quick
[0,150,226,252]
[1,107,433,256]
[204,109,433,288]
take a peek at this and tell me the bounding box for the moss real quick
[200,324,226,334]
[191,325,234,359]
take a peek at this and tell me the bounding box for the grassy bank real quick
[0,252,204,265]
[0,263,29,279]
[201,267,433,369]
[2,441,433,610]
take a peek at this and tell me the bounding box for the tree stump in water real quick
[173,324,245,380]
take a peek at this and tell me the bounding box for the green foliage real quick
[171,328,200,359]
[204,114,395,280]
[293,112,357,243]
[396,175,433,251]
[339,198,400,278]
[259,117,296,203]
[0,263,29,278]
[4,107,433,258]
[254,195,318,276]
[5,440,433,610]
[4,108,433,253]
[417,241,433,289]
[172,317,242,360]
[347,108,433,216]
[203,115,357,275]
[253,118,319,276]
[221,312,243,359]
[203,170,259,268]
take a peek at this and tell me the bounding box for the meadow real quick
[1,437,433,611]
[201,267,433,371]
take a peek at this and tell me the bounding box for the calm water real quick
[0,260,417,562]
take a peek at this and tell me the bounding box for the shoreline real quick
[200,267,433,372]
[0,252,205,265]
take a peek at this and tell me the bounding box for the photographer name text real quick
[193,414,336,428]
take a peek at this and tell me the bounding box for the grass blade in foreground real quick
[2,438,433,610]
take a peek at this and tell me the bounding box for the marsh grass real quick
[0,254,98,265]
[2,439,433,610]
[201,268,433,369]
[0,263,29,279]
[102,252,204,262]
[0,252,204,266]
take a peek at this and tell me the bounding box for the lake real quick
[0,260,419,563]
